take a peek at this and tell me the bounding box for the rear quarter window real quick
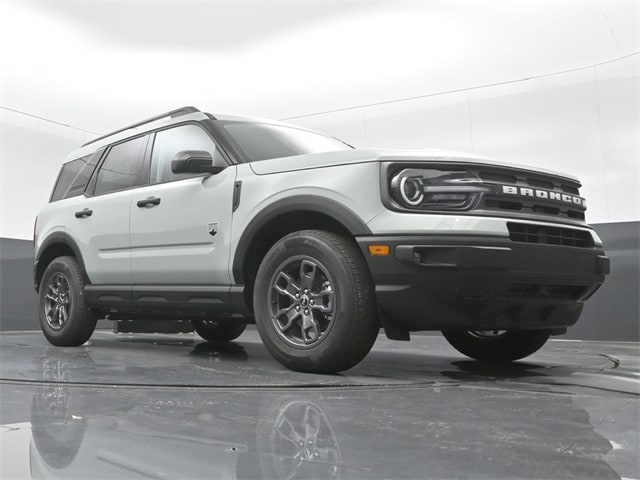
[50,151,101,202]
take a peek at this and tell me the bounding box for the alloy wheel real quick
[44,273,71,331]
[268,256,336,348]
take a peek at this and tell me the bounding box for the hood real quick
[249,148,579,182]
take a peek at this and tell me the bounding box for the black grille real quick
[478,168,585,222]
[483,197,585,220]
[560,184,580,194]
[526,177,555,189]
[479,171,581,191]
[507,223,594,248]
[505,283,590,300]
[479,172,517,184]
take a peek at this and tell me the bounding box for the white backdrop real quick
[2,1,637,134]
[0,54,638,239]
[0,109,93,239]
[289,54,639,227]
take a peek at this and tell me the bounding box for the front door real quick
[129,123,235,286]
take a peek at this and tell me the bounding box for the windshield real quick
[220,121,352,163]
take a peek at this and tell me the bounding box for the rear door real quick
[66,134,149,284]
[129,123,235,285]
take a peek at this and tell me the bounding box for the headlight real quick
[389,168,489,210]
[396,175,424,206]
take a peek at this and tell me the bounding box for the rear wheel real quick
[253,230,378,373]
[39,256,97,346]
[442,329,551,361]
[192,319,247,342]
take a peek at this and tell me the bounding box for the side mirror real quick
[171,150,226,175]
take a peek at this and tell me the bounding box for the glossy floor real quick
[0,330,638,479]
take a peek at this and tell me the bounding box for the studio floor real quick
[0,329,638,479]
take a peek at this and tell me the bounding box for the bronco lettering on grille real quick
[502,185,586,207]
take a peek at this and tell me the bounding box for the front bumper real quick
[357,235,609,332]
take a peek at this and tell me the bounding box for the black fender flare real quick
[34,232,88,291]
[232,195,372,284]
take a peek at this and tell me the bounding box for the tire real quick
[38,256,97,347]
[253,230,378,374]
[442,329,551,362]
[192,319,247,342]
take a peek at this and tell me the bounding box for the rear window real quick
[94,136,147,195]
[221,122,351,163]
[50,151,101,202]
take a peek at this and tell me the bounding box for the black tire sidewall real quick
[254,231,376,373]
[192,319,247,342]
[442,329,551,362]
[38,257,94,346]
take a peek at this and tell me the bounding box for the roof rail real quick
[82,106,203,147]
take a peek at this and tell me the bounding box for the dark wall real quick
[1,221,638,340]
[575,221,639,341]
[0,237,38,331]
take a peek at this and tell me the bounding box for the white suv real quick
[34,107,609,373]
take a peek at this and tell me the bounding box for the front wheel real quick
[192,319,247,342]
[442,329,551,362]
[253,230,378,373]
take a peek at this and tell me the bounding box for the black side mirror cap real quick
[171,150,226,175]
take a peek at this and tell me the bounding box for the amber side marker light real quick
[368,245,390,256]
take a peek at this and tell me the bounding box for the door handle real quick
[137,197,161,208]
[74,208,93,218]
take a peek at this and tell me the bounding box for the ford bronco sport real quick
[34,106,610,373]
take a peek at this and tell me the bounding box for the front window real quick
[221,122,352,163]
[150,124,222,184]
